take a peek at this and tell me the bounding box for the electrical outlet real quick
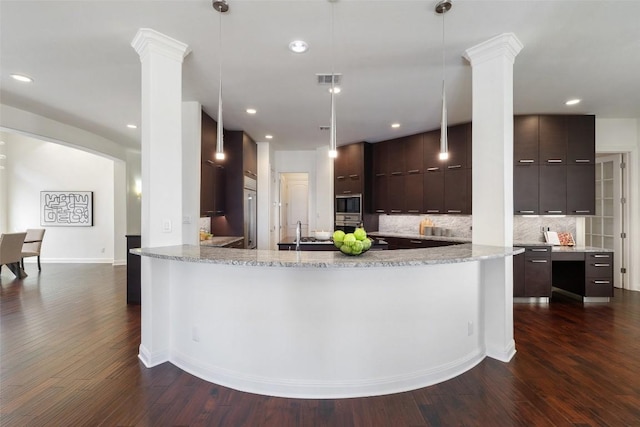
[162,219,172,233]
[183,215,191,224]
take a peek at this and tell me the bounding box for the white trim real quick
[138,344,169,368]
[171,349,485,399]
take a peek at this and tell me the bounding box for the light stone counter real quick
[132,243,522,268]
[134,243,521,399]
[199,236,243,247]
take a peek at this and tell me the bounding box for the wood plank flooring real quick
[1,264,639,426]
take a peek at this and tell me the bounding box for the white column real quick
[464,33,523,362]
[182,101,202,246]
[131,28,190,367]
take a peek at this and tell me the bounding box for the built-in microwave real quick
[335,194,362,215]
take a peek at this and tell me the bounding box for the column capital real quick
[463,33,523,66]
[131,28,191,62]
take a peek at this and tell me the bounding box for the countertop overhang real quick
[131,243,522,268]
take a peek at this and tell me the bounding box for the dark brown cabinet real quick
[514,246,552,298]
[514,114,595,216]
[514,115,539,165]
[387,175,405,213]
[551,251,614,298]
[514,165,539,214]
[404,134,424,174]
[567,164,595,215]
[539,165,567,215]
[243,133,258,179]
[422,125,471,215]
[567,115,595,164]
[539,115,567,164]
[404,173,423,214]
[423,170,444,214]
[335,142,365,195]
[444,168,470,214]
[201,110,225,216]
[585,252,614,297]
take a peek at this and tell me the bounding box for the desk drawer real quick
[585,278,613,297]
[524,246,551,257]
[586,260,613,278]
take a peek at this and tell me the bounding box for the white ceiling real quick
[1,1,639,152]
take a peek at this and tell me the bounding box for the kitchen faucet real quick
[295,220,302,251]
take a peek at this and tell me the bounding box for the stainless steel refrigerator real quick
[244,177,257,249]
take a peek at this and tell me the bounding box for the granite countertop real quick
[200,236,244,247]
[370,232,613,252]
[369,231,469,243]
[131,243,523,268]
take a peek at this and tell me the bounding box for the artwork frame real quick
[40,191,94,227]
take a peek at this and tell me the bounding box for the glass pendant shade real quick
[439,82,449,160]
[329,81,338,158]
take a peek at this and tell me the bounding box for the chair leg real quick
[21,258,25,270]
[37,256,41,272]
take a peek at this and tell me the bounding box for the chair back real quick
[23,228,46,255]
[0,232,27,264]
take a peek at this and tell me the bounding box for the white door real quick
[278,173,310,240]
[585,154,627,288]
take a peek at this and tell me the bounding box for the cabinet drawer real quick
[586,261,613,278]
[585,278,613,297]
[523,246,551,257]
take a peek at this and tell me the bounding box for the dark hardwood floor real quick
[1,264,639,426]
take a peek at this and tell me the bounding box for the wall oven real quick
[335,194,362,233]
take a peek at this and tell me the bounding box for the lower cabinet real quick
[584,252,614,297]
[378,236,462,250]
[513,246,552,298]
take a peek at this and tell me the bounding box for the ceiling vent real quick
[316,74,342,85]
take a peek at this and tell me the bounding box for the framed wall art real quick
[40,191,94,226]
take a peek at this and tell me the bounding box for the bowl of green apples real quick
[333,228,373,256]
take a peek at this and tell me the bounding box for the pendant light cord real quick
[441,7,446,88]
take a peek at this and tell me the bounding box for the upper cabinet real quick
[335,142,366,195]
[514,115,539,165]
[567,115,595,164]
[513,114,595,215]
[243,133,258,179]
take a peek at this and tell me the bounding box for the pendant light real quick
[328,0,338,159]
[436,0,452,161]
[213,0,229,160]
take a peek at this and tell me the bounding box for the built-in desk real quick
[514,246,614,302]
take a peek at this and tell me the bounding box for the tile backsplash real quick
[378,214,578,243]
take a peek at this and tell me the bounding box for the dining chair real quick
[21,228,46,272]
[0,232,27,277]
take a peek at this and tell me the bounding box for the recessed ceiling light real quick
[246,108,257,115]
[288,40,309,54]
[565,99,581,106]
[391,123,401,128]
[0,154,6,160]
[126,124,138,129]
[265,134,273,140]
[11,74,33,83]
[328,87,341,94]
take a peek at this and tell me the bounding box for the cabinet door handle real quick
[342,190,352,194]
[530,248,549,252]
[336,175,346,180]
[545,210,563,214]
[447,165,462,169]
[518,159,534,163]
[375,209,386,213]
[426,210,440,213]
[593,254,610,258]
[518,210,535,214]
[349,174,359,178]
[407,210,420,213]
[410,240,423,244]
[391,210,402,213]
[573,210,591,214]
[575,159,591,163]
[408,169,420,174]
[593,280,610,284]
[376,173,386,177]
[547,159,563,163]
[391,171,403,176]
[594,263,610,267]
[427,167,440,172]
[447,210,462,213]
[530,260,548,263]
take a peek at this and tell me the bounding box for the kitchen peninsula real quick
[133,243,521,398]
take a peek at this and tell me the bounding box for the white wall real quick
[0,134,7,234]
[596,118,640,291]
[6,133,116,263]
[274,149,334,236]
[181,101,202,245]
